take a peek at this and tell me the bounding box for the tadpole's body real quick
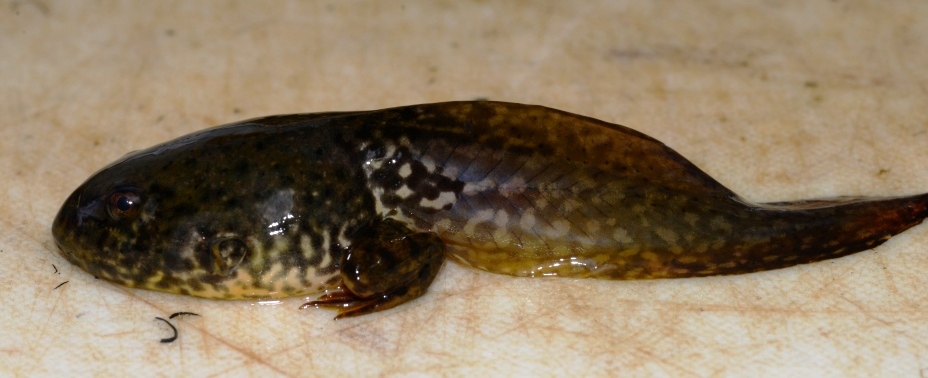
[52,101,928,318]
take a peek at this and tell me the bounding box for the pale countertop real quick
[3,1,928,377]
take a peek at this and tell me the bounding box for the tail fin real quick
[445,193,928,280]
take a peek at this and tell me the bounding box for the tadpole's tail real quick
[444,192,928,281]
[578,193,928,280]
[381,102,928,280]
[656,193,928,277]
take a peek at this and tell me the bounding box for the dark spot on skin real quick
[279,175,296,187]
[210,187,228,200]
[223,197,242,208]
[149,183,175,199]
[163,253,194,273]
[405,161,429,187]
[184,277,203,292]
[156,277,176,289]
[169,203,198,218]
[234,160,249,174]
[373,168,404,190]
[422,186,441,200]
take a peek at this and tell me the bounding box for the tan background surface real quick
[3,1,928,377]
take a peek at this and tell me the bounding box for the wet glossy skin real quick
[52,101,928,318]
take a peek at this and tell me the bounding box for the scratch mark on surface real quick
[169,311,201,319]
[124,292,297,377]
[155,317,178,343]
[29,270,69,370]
[840,296,928,349]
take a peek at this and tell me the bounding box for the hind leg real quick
[302,218,445,319]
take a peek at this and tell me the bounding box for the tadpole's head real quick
[52,169,162,287]
[51,122,284,298]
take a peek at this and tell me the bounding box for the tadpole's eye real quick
[107,190,141,219]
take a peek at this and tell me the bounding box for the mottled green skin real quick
[52,101,928,318]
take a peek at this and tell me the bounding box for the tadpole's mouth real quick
[51,187,87,264]
[51,232,79,266]
[54,246,85,276]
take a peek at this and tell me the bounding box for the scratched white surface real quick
[3,1,928,377]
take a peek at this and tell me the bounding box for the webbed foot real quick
[302,218,445,319]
